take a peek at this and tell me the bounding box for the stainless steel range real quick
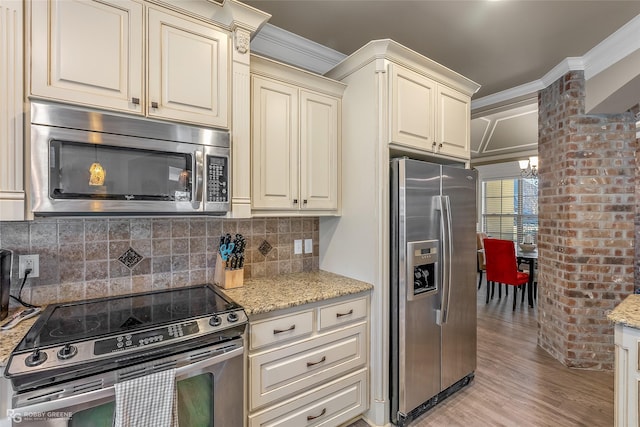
[4,284,247,426]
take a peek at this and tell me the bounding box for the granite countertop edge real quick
[608,294,640,329]
[220,270,373,316]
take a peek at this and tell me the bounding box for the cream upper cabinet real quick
[300,90,339,211]
[30,0,144,114]
[251,55,345,216]
[147,8,228,128]
[436,83,471,159]
[251,76,299,210]
[389,64,436,149]
[389,63,471,160]
[0,0,25,220]
[30,0,229,128]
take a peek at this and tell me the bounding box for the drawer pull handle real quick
[131,97,140,105]
[306,407,326,421]
[151,101,159,109]
[336,309,354,318]
[273,325,295,334]
[306,356,326,367]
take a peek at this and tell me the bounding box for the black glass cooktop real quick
[16,284,238,351]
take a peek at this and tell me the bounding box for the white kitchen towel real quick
[114,368,178,427]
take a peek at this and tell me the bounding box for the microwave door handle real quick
[193,150,204,209]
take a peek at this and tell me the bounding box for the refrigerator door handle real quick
[440,195,453,324]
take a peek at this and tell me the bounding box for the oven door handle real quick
[9,346,243,415]
[192,149,204,210]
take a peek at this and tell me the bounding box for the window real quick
[482,178,538,243]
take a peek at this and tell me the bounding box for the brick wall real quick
[0,217,319,306]
[538,71,636,370]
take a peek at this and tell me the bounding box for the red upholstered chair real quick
[483,238,529,310]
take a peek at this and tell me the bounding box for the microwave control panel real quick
[207,156,228,202]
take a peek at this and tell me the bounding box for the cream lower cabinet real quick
[251,55,345,215]
[614,323,640,427]
[247,294,369,427]
[389,63,471,160]
[0,0,24,221]
[30,0,228,128]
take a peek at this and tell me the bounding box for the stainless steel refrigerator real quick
[390,158,477,426]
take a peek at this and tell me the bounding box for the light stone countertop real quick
[608,295,640,328]
[221,270,373,316]
[0,307,43,366]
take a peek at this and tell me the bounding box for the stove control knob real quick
[25,348,48,367]
[227,312,239,323]
[57,344,78,360]
[209,315,222,327]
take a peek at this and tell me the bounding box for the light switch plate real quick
[304,239,313,254]
[294,239,303,255]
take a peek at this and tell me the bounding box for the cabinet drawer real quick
[250,310,314,350]
[249,323,366,409]
[318,297,367,331]
[248,368,368,427]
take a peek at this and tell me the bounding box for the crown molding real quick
[472,14,640,112]
[583,14,640,79]
[251,15,640,111]
[250,24,346,75]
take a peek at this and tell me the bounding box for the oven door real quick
[8,342,244,427]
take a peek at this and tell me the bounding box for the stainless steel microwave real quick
[30,102,230,215]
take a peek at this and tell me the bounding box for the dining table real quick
[516,248,537,308]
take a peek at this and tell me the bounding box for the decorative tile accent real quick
[118,247,144,269]
[258,240,273,256]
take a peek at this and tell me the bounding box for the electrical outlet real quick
[294,239,303,255]
[304,239,313,254]
[19,254,40,278]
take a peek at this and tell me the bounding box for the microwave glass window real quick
[50,140,192,201]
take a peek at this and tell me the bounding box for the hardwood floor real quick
[353,278,614,427]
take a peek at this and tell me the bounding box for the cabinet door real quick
[147,8,229,128]
[300,91,339,211]
[251,77,299,210]
[0,0,24,220]
[31,0,143,113]
[389,64,435,150]
[437,84,471,159]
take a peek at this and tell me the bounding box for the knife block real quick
[213,253,244,289]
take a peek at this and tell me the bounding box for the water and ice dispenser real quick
[406,240,438,300]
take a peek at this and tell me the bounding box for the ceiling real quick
[244,0,640,163]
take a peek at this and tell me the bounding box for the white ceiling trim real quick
[252,15,640,113]
[583,14,640,79]
[472,15,640,111]
[482,111,538,155]
[250,23,346,74]
[471,117,491,155]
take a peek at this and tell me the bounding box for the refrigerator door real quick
[440,166,477,390]
[390,158,442,419]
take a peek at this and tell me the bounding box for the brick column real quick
[538,71,636,370]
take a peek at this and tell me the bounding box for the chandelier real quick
[518,156,538,179]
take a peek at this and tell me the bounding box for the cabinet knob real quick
[439,143,443,148]
[293,199,298,204]
[131,97,140,105]
[151,101,159,109]
[303,199,307,205]
[432,141,437,146]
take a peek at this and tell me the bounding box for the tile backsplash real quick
[0,217,319,306]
